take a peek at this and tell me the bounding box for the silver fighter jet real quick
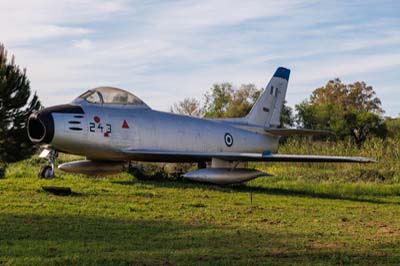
[27,67,375,185]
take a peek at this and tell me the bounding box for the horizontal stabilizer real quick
[214,120,334,137]
[264,128,334,136]
[123,149,376,163]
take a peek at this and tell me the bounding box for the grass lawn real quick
[1,157,400,265]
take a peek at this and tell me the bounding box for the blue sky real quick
[1,0,399,116]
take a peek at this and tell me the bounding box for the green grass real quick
[1,139,400,265]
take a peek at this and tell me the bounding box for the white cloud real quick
[292,53,400,84]
[0,0,128,24]
[0,0,129,45]
[2,25,91,45]
[1,0,399,117]
[147,0,311,29]
[73,39,94,50]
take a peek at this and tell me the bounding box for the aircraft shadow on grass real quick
[0,213,397,265]
[112,177,399,206]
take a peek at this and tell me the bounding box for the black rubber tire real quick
[39,165,54,179]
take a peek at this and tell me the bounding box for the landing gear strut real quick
[197,161,207,169]
[38,149,58,179]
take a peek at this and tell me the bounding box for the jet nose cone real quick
[27,108,55,144]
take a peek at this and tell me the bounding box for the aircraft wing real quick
[122,149,375,163]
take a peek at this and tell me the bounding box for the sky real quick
[1,0,399,117]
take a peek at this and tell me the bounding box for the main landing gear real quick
[38,149,58,179]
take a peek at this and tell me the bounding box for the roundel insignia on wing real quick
[224,133,233,147]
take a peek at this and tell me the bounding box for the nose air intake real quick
[27,104,84,144]
[28,110,55,144]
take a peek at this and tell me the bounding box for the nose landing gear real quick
[38,149,58,179]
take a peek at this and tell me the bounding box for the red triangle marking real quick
[122,120,129,129]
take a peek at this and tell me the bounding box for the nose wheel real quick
[39,165,54,179]
[38,149,58,179]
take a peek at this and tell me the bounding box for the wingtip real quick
[360,157,377,163]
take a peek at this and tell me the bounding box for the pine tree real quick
[0,43,41,171]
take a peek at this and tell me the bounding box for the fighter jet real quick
[27,67,374,185]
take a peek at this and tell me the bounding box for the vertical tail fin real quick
[245,67,290,127]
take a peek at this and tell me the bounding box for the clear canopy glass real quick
[78,87,148,106]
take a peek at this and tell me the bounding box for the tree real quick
[280,101,294,128]
[385,117,400,139]
[170,98,202,117]
[344,111,386,145]
[202,82,234,118]
[295,78,386,145]
[202,83,293,126]
[202,83,261,118]
[0,43,41,168]
[224,84,262,118]
[172,82,294,127]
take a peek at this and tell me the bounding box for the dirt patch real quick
[310,240,345,249]
[376,224,399,236]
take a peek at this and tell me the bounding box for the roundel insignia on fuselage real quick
[224,133,233,147]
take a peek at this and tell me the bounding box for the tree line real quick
[171,79,399,146]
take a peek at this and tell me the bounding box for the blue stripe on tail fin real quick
[273,67,290,81]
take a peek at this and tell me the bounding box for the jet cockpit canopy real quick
[76,87,149,108]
